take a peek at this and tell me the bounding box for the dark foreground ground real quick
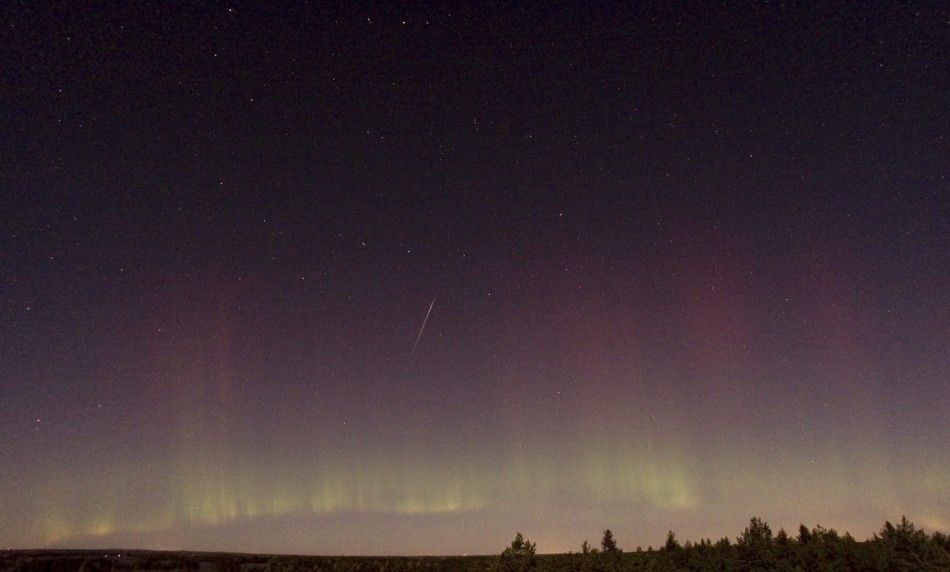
[3,517,948,571]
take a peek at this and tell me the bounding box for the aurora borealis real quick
[2,2,948,556]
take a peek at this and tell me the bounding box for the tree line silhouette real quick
[2,516,947,571]
[497,516,949,571]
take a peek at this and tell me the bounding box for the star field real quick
[1,1,948,555]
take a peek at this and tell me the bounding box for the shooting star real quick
[411,297,436,356]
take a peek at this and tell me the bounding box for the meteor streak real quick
[411,298,436,356]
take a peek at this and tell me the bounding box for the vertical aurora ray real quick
[1,2,947,557]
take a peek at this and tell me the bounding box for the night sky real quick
[2,1,948,555]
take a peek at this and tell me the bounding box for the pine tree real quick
[774,528,793,561]
[499,532,537,571]
[797,523,812,544]
[601,529,620,554]
[664,531,680,552]
[736,517,775,571]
